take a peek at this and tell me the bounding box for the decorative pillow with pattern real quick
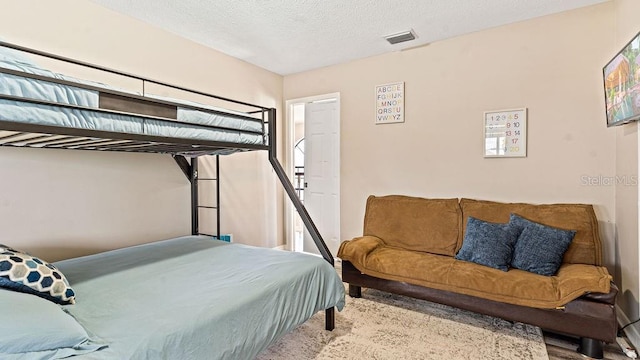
[0,244,75,305]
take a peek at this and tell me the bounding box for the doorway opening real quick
[285,93,340,255]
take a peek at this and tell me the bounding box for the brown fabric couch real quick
[338,195,618,359]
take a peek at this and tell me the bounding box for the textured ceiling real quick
[89,0,609,75]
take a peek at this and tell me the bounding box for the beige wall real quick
[285,3,616,259]
[613,0,640,339]
[0,0,284,260]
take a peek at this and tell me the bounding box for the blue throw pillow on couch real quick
[509,214,576,276]
[455,217,520,271]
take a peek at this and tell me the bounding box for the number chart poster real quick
[483,108,527,157]
[375,82,404,124]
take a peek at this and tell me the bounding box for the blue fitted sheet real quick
[52,236,345,360]
[0,54,265,146]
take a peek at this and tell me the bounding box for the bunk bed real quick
[0,41,344,359]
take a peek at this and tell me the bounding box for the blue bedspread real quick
[53,236,345,360]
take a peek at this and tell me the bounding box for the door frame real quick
[284,92,340,252]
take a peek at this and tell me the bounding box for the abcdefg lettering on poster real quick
[375,82,404,124]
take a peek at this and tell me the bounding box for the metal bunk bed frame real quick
[0,41,336,329]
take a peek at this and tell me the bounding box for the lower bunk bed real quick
[1,235,345,359]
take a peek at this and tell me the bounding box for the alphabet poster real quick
[375,82,404,124]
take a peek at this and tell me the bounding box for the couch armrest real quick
[337,235,385,268]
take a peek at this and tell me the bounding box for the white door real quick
[303,99,340,256]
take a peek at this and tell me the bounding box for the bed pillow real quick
[509,214,576,276]
[0,288,105,357]
[455,217,520,271]
[0,244,75,305]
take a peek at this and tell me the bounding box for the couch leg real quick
[578,337,603,359]
[348,284,362,298]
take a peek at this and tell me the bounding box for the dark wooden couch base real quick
[342,261,617,359]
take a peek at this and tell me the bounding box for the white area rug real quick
[257,287,549,360]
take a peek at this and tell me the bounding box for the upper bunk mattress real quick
[0,51,265,147]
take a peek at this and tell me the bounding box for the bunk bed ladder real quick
[173,155,221,238]
[195,155,221,239]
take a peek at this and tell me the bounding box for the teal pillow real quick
[0,244,75,305]
[0,289,105,357]
[509,214,576,276]
[455,217,520,271]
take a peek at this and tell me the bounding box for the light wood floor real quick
[544,332,630,360]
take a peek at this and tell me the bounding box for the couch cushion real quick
[446,259,611,308]
[455,217,520,271]
[361,246,456,286]
[363,195,462,256]
[350,245,612,309]
[460,198,601,265]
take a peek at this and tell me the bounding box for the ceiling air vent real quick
[384,30,416,45]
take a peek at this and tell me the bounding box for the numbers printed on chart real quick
[484,109,526,157]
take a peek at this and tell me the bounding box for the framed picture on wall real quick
[483,108,527,157]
